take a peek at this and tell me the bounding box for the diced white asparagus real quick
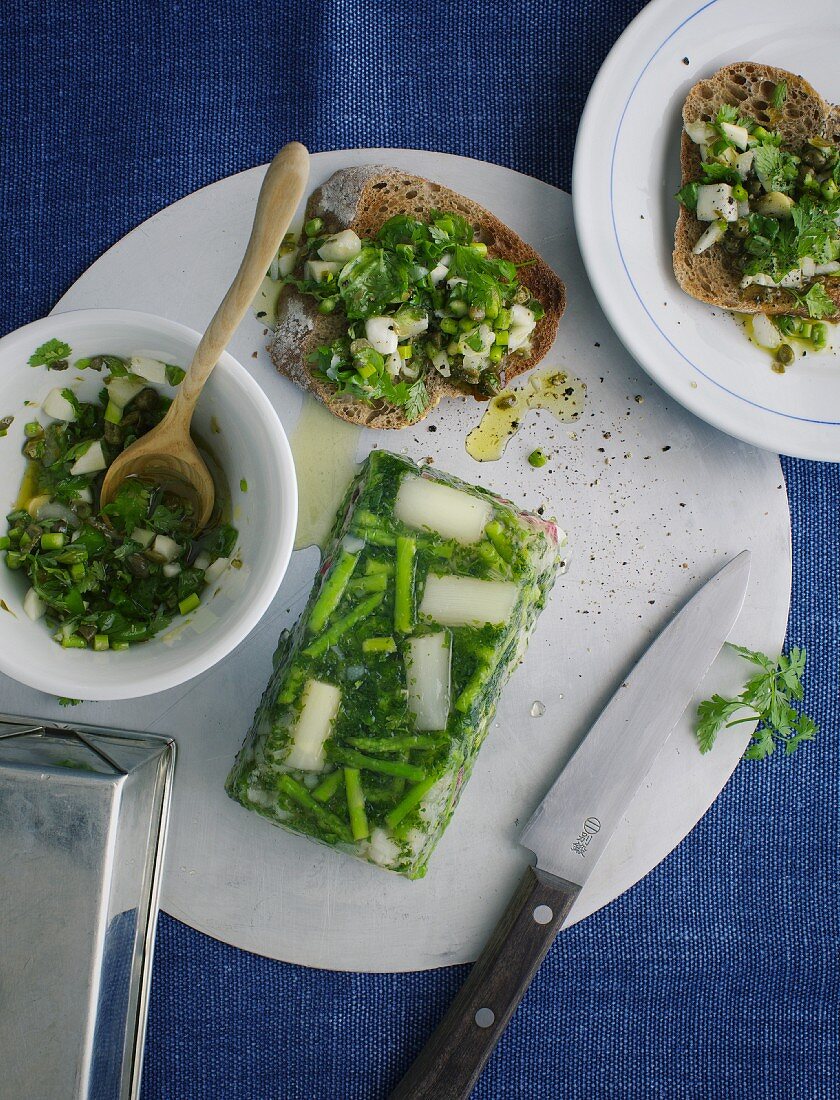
[366,827,400,866]
[304,259,341,283]
[684,120,717,144]
[755,191,795,218]
[69,439,107,476]
[162,562,182,578]
[751,313,781,350]
[394,474,493,543]
[276,249,298,277]
[23,588,46,621]
[406,632,452,731]
[393,310,429,338]
[42,387,77,422]
[284,680,341,772]
[696,184,738,222]
[508,305,536,352]
[151,534,181,562]
[430,349,451,376]
[129,355,168,385]
[693,221,727,255]
[419,574,519,627]
[365,316,399,355]
[106,376,145,409]
[193,551,211,570]
[317,229,362,263]
[130,527,155,548]
[720,121,750,149]
[203,556,231,584]
[735,150,755,178]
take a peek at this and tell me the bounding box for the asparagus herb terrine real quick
[226,450,565,878]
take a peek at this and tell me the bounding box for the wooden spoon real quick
[100,141,310,530]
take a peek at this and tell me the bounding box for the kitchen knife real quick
[389,550,751,1100]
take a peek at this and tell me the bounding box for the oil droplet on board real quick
[290,396,361,551]
[465,366,587,462]
[530,700,546,718]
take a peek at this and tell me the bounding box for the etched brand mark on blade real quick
[570,816,601,857]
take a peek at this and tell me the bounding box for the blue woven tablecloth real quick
[4,2,837,1097]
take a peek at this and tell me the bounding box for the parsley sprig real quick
[696,644,818,759]
[28,339,72,368]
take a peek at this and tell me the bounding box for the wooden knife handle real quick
[389,865,581,1100]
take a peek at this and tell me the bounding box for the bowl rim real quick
[0,307,297,700]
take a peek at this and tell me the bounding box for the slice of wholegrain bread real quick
[673,62,840,318]
[270,166,566,428]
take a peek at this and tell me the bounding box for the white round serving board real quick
[1,150,790,972]
[573,0,840,462]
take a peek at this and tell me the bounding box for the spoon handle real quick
[173,141,310,417]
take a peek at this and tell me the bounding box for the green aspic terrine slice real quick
[225,449,565,878]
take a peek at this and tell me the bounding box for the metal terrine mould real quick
[0,713,176,1100]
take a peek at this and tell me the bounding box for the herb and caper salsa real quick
[677,80,840,364]
[3,340,238,650]
[275,211,546,420]
[227,450,564,878]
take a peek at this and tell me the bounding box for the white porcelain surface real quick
[574,0,840,460]
[0,309,296,700]
[0,151,790,971]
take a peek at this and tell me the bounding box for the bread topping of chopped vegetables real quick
[277,211,546,420]
[3,341,237,650]
[226,450,565,878]
[677,82,840,323]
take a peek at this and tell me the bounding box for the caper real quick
[132,387,160,412]
[23,439,44,460]
[494,393,517,410]
[731,217,751,239]
[776,343,795,366]
[480,371,501,396]
[103,419,122,445]
[127,553,151,578]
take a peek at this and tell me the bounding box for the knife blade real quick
[389,550,751,1100]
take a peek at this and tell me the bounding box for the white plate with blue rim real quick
[573,0,840,462]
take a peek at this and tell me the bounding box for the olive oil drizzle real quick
[465,366,586,462]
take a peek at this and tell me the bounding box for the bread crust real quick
[270,166,566,428]
[672,62,840,318]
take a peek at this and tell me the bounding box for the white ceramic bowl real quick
[0,308,297,700]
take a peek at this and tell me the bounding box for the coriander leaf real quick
[772,81,788,109]
[404,379,429,422]
[676,182,700,210]
[699,162,742,186]
[802,282,836,319]
[695,643,818,759]
[165,364,186,386]
[29,339,72,368]
[338,246,411,320]
[696,693,744,753]
[753,144,799,194]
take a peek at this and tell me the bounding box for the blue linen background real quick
[3,1,837,1097]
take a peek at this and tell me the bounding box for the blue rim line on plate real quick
[609,0,840,428]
